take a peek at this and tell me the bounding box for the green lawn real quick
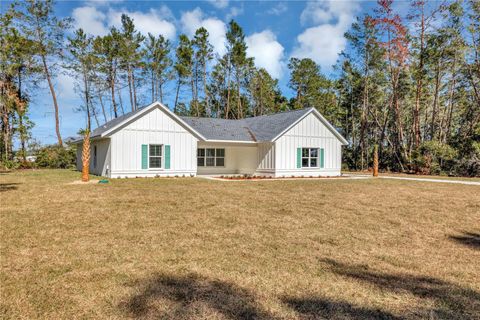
[1,169,479,319]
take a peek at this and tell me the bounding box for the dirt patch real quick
[68,179,100,185]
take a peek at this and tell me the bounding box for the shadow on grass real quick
[282,296,402,320]
[321,258,480,319]
[0,182,20,192]
[120,272,278,319]
[449,232,480,250]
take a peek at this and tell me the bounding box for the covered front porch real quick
[196,141,275,176]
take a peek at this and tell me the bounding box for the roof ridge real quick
[180,107,313,122]
[180,116,242,121]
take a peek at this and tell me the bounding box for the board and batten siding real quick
[75,138,111,177]
[274,113,342,177]
[109,107,198,177]
[256,142,275,175]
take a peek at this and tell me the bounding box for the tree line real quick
[1,0,479,176]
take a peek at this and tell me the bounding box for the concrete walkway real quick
[378,176,480,186]
[345,174,480,186]
[198,174,480,185]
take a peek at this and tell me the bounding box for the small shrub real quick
[0,159,19,170]
[35,144,76,169]
[413,141,457,175]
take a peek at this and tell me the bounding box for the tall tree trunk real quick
[360,56,369,170]
[1,101,11,161]
[91,105,100,128]
[110,66,118,118]
[159,79,164,104]
[99,93,108,123]
[151,69,155,103]
[236,72,242,119]
[444,57,457,143]
[132,70,138,110]
[18,114,26,161]
[127,66,134,112]
[117,84,124,115]
[225,67,231,119]
[41,54,62,146]
[191,75,197,116]
[194,63,199,116]
[83,68,91,131]
[174,80,181,114]
[413,3,425,150]
[203,62,210,116]
[18,68,26,162]
[431,58,442,139]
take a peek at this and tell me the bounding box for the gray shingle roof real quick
[180,108,312,142]
[180,117,254,141]
[244,108,313,141]
[91,107,146,138]
[76,104,322,143]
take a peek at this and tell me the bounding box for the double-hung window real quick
[197,148,225,167]
[302,148,319,168]
[149,144,162,168]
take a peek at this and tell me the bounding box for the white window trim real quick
[301,147,320,168]
[197,148,225,167]
[148,144,164,170]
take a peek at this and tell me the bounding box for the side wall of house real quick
[274,113,343,177]
[75,139,111,177]
[256,142,275,175]
[109,107,198,178]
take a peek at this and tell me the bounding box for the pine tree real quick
[67,29,96,130]
[144,33,172,104]
[1,3,37,162]
[119,14,145,112]
[193,27,214,117]
[288,58,337,119]
[249,68,283,116]
[225,20,251,119]
[93,28,122,118]
[174,34,193,113]
[19,0,71,146]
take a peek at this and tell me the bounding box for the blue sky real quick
[6,0,415,145]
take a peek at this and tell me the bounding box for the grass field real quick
[343,171,480,182]
[1,169,479,319]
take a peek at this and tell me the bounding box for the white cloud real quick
[300,0,356,26]
[267,2,288,16]
[84,0,124,7]
[180,8,227,56]
[292,0,359,71]
[226,5,243,21]
[107,7,176,40]
[246,30,285,79]
[56,73,78,102]
[206,0,229,9]
[72,6,108,36]
[72,5,176,39]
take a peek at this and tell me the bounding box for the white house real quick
[74,101,348,178]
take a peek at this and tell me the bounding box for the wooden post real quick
[373,144,379,177]
[81,130,90,182]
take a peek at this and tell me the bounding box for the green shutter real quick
[141,144,148,169]
[320,148,325,168]
[297,148,301,168]
[164,145,170,169]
